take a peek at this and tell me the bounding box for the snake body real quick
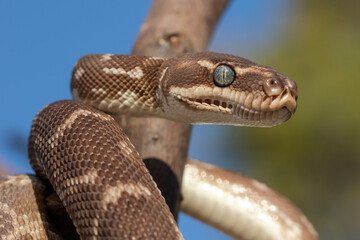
[0,52,318,239]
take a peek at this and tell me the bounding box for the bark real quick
[124,0,229,220]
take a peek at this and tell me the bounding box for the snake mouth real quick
[173,96,292,126]
[168,86,296,126]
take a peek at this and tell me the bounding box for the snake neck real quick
[71,54,166,116]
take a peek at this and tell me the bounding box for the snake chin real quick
[168,94,293,127]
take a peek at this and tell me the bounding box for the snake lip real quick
[170,93,293,126]
[278,87,297,115]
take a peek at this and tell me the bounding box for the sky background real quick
[0,1,296,239]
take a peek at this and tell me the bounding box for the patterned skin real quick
[72,52,297,126]
[0,52,318,240]
[28,100,182,239]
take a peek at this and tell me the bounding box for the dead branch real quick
[124,0,229,220]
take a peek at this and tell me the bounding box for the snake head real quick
[157,52,297,127]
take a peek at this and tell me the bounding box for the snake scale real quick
[0,52,318,239]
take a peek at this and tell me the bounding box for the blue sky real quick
[0,1,294,239]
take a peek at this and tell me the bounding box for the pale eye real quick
[213,65,235,87]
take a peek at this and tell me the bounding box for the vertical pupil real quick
[222,70,227,83]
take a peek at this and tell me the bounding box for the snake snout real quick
[280,85,297,115]
[263,77,298,115]
[284,78,298,114]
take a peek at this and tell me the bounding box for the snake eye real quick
[263,78,283,96]
[213,65,235,87]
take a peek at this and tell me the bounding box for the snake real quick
[0,52,318,240]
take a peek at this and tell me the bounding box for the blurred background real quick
[1,1,359,239]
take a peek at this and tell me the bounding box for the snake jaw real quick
[166,85,296,127]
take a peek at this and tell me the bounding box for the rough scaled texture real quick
[28,100,183,239]
[71,53,297,127]
[0,175,63,240]
[71,54,164,115]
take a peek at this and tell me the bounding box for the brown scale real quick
[158,52,283,94]
[72,55,165,113]
[27,100,183,239]
[0,52,302,239]
[0,175,63,239]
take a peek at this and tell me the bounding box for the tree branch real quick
[123,0,229,220]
